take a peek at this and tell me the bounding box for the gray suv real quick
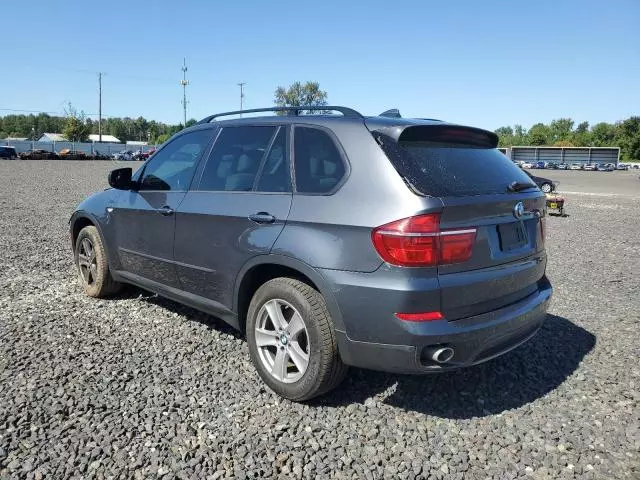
[70,106,552,401]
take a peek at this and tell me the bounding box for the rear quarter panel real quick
[272,121,443,272]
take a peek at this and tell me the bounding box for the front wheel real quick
[246,277,347,401]
[75,225,122,298]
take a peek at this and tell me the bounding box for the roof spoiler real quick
[369,123,499,148]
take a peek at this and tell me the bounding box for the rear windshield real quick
[374,129,533,197]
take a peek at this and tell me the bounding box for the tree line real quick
[0,110,196,145]
[495,117,640,161]
[0,81,328,145]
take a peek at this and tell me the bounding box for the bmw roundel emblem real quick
[513,202,525,219]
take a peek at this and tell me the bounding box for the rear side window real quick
[374,126,533,197]
[294,127,345,194]
[198,126,277,191]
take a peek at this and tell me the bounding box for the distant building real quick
[38,133,67,142]
[503,146,620,166]
[126,140,148,146]
[3,137,28,141]
[89,134,121,143]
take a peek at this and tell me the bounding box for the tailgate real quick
[438,193,547,320]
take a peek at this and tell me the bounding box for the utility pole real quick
[180,58,189,127]
[237,82,246,116]
[98,72,103,143]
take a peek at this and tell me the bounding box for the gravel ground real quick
[1,160,638,479]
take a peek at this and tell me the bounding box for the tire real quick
[246,277,347,401]
[540,183,552,193]
[74,225,122,298]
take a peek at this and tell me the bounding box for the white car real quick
[569,163,582,170]
[583,164,596,171]
[520,162,534,169]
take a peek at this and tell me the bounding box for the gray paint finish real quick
[174,191,292,308]
[113,190,186,288]
[70,109,552,374]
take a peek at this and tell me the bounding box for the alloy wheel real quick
[77,238,98,286]
[255,298,310,384]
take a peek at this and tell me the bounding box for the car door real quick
[112,128,215,288]
[173,125,292,308]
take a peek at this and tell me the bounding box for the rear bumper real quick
[332,275,552,374]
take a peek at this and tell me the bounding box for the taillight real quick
[372,213,477,267]
[439,230,477,264]
[540,216,546,245]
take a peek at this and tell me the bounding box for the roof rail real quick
[197,106,363,124]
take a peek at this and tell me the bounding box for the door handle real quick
[158,205,174,216]
[248,212,276,224]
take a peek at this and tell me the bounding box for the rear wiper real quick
[507,181,537,192]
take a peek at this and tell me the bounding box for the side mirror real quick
[108,168,132,190]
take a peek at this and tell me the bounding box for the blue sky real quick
[1,0,638,130]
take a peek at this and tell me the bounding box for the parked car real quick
[616,163,629,170]
[557,163,569,170]
[113,150,134,161]
[583,163,596,171]
[570,163,583,170]
[523,170,557,193]
[70,105,552,401]
[0,146,18,159]
[131,149,153,161]
[93,150,111,160]
[58,149,88,160]
[533,161,546,169]
[19,149,59,160]
[595,163,613,171]
[544,162,558,169]
[521,161,534,168]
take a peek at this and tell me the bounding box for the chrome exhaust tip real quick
[425,346,455,364]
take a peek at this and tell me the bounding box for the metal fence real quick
[1,139,158,156]
[505,146,620,166]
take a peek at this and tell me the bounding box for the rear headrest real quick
[217,158,232,178]
[237,153,255,173]
[309,156,338,176]
[323,159,337,176]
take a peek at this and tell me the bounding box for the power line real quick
[12,62,168,84]
[0,108,121,119]
[0,108,61,115]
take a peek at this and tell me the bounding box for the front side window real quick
[294,127,345,194]
[139,129,212,191]
[197,126,278,191]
